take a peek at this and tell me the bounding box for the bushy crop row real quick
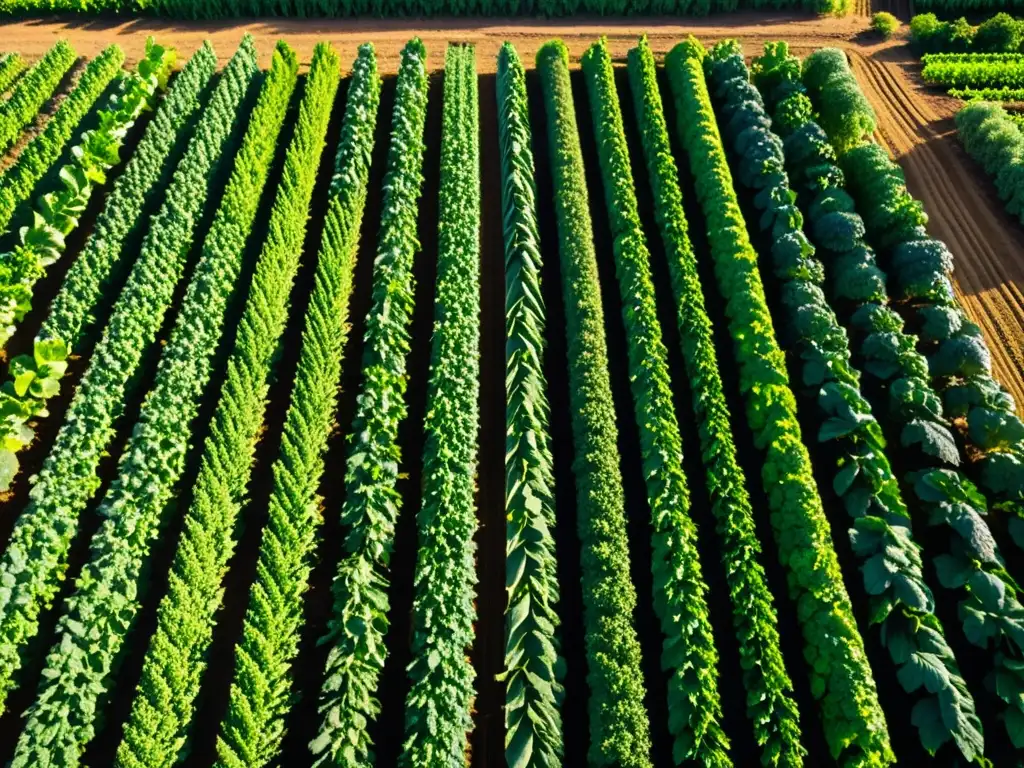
[2,0,846,18]
[911,12,1024,54]
[0,41,212,494]
[665,36,894,768]
[297,40,421,768]
[957,102,1024,223]
[581,36,728,767]
[799,48,876,153]
[0,39,173,372]
[0,44,123,233]
[804,48,1024,750]
[303,40,421,768]
[912,1,1024,21]
[537,39,652,768]
[90,41,291,768]
[0,40,75,153]
[923,55,1024,89]
[400,42,480,767]
[923,51,1024,63]
[9,36,295,768]
[208,42,376,768]
[496,41,563,768]
[627,35,805,768]
[0,53,26,95]
[0,37,258,716]
[731,41,985,761]
[949,85,1024,99]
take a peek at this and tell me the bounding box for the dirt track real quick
[5,13,1024,402]
[848,46,1024,407]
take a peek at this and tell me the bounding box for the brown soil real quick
[848,45,1024,407]
[4,12,867,73]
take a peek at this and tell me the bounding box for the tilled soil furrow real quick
[850,50,1024,406]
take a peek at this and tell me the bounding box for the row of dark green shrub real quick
[912,11,1024,53]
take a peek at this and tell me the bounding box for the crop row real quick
[923,56,1024,89]
[0,44,175,478]
[913,0,1024,15]
[400,41,480,767]
[0,37,258,717]
[949,85,1024,99]
[583,36,730,766]
[0,40,173,348]
[0,53,26,95]
[0,44,122,233]
[733,41,985,761]
[665,36,894,767]
[957,102,1024,224]
[0,40,211,497]
[911,12,1024,55]
[8,33,294,767]
[922,51,1024,63]
[627,35,806,768]
[805,47,1024,751]
[0,40,75,154]
[537,38,651,767]
[293,39,421,768]
[103,39,295,768]
[209,41,374,768]
[496,41,563,768]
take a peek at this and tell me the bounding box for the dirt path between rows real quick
[6,14,1024,402]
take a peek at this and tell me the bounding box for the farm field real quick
[0,12,1023,768]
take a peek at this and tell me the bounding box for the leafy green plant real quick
[296,41,421,768]
[0,40,76,153]
[628,34,805,768]
[400,42,480,767]
[665,35,894,768]
[0,37,257,717]
[957,101,1024,224]
[975,13,1024,52]
[789,42,1024,752]
[90,41,297,768]
[735,40,986,763]
[0,40,174,361]
[950,85,1024,100]
[0,53,26,96]
[0,40,210,494]
[801,49,876,153]
[495,40,563,768]
[0,44,124,233]
[583,36,729,767]
[923,54,1024,89]
[537,38,652,768]
[873,11,900,39]
[10,38,296,768]
[204,41,380,768]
